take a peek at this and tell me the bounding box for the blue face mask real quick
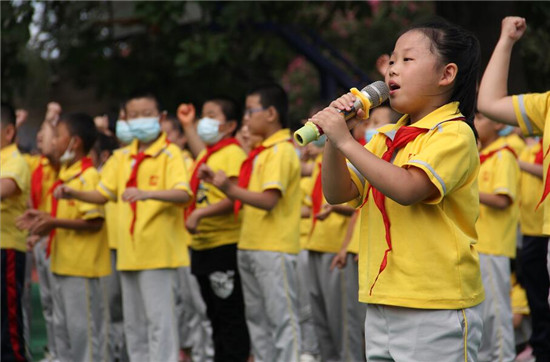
[498,125,514,137]
[365,129,378,143]
[116,120,134,144]
[128,117,161,143]
[197,117,224,145]
[311,134,326,148]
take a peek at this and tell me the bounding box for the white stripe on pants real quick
[105,250,128,361]
[120,268,178,362]
[344,254,366,362]
[52,274,109,362]
[296,250,320,356]
[307,250,348,362]
[34,237,57,357]
[238,250,301,362]
[478,253,515,362]
[364,303,483,362]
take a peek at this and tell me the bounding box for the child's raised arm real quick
[478,17,527,125]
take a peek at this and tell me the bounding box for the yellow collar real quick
[262,129,291,148]
[129,132,169,157]
[480,137,509,155]
[59,158,91,182]
[379,102,463,138]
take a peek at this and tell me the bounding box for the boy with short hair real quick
[474,112,520,361]
[201,84,302,362]
[55,92,193,362]
[1,102,31,362]
[20,112,110,362]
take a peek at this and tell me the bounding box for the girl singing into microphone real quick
[309,19,484,361]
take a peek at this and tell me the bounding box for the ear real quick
[376,54,390,77]
[439,63,458,87]
[5,124,16,144]
[265,106,278,124]
[73,135,84,152]
[224,120,238,135]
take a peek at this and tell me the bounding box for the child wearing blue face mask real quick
[53,91,193,362]
[184,97,251,362]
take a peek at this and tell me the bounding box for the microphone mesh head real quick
[361,81,390,107]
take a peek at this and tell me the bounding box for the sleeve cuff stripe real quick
[408,159,447,195]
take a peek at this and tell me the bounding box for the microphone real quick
[294,81,390,146]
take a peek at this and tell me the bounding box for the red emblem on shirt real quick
[149,175,159,186]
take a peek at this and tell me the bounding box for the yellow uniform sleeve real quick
[97,152,120,201]
[259,143,296,194]
[165,144,192,197]
[1,150,30,194]
[491,150,520,201]
[78,168,104,220]
[513,92,550,137]
[404,122,479,204]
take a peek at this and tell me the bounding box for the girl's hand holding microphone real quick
[309,93,364,149]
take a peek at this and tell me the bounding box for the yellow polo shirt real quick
[299,176,313,249]
[349,102,484,309]
[1,144,30,252]
[97,133,192,270]
[518,141,545,236]
[191,143,247,250]
[505,133,525,156]
[304,154,350,253]
[25,155,58,213]
[514,92,550,235]
[475,138,520,258]
[50,159,110,277]
[347,211,360,255]
[238,129,301,254]
[511,273,529,315]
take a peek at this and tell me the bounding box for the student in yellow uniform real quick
[201,84,302,362]
[309,19,485,361]
[181,97,250,362]
[297,159,321,362]
[162,113,215,362]
[474,111,520,361]
[477,16,550,361]
[24,118,60,361]
[54,92,192,362]
[21,113,110,362]
[1,103,31,362]
[89,132,130,362]
[303,137,354,362]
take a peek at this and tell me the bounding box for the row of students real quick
[2,15,549,362]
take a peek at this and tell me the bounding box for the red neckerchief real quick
[534,138,543,165]
[30,156,45,209]
[479,145,517,165]
[536,141,550,210]
[186,138,240,217]
[126,152,151,236]
[46,157,93,258]
[233,145,266,217]
[311,161,323,230]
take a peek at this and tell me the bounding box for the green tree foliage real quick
[1,1,34,103]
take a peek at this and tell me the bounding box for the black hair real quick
[93,132,119,156]
[406,18,480,133]
[1,102,16,127]
[123,90,162,113]
[208,97,242,134]
[163,113,184,135]
[58,112,98,154]
[246,83,289,128]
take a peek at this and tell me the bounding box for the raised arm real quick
[478,17,527,125]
